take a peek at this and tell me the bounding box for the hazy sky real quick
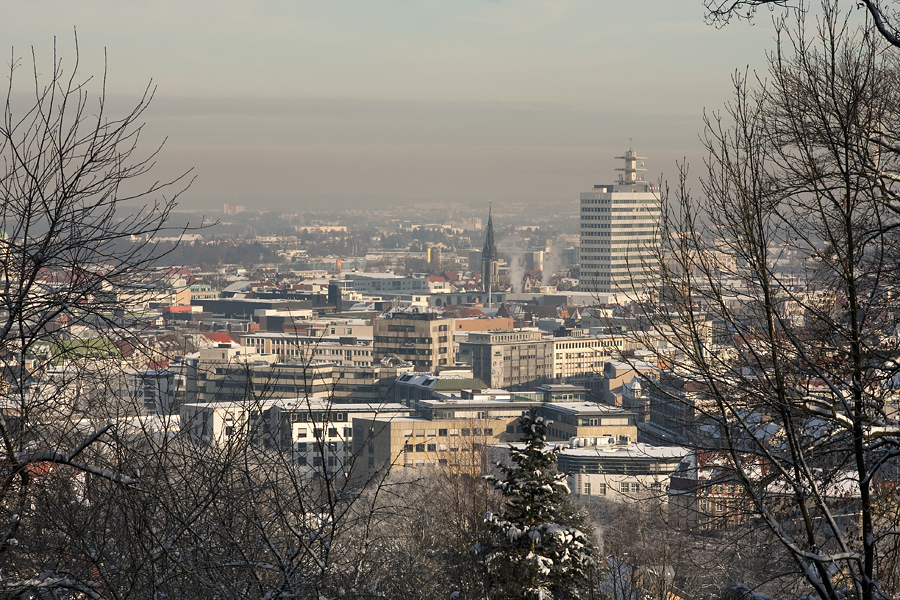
[3,1,782,212]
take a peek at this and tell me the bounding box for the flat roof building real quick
[460,330,553,391]
[579,147,660,295]
[559,441,687,502]
[373,311,454,370]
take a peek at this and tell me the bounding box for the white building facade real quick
[550,335,625,381]
[560,439,687,503]
[579,148,661,294]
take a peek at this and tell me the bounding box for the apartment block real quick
[460,330,553,390]
[373,311,454,370]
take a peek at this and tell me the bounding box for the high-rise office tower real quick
[579,147,661,295]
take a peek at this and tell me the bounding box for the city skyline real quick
[3,1,785,211]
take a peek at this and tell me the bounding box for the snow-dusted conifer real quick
[480,409,594,599]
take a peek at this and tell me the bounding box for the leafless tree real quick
[625,4,900,600]
[0,35,204,596]
[704,0,900,50]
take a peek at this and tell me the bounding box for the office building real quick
[373,311,455,370]
[460,330,554,391]
[560,440,687,503]
[579,147,661,295]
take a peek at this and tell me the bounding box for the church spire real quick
[482,202,500,305]
[483,202,498,261]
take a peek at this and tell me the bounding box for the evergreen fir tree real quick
[480,409,594,599]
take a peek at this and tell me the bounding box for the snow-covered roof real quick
[541,402,630,416]
[557,441,688,460]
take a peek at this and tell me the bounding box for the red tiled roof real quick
[203,332,237,344]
